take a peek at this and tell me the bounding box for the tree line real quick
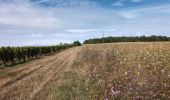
[0,42,81,66]
[84,35,170,44]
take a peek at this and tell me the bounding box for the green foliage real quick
[0,44,75,66]
[84,35,170,44]
[0,47,15,65]
[73,41,81,46]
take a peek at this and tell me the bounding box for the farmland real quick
[0,42,169,100]
[0,47,80,100]
[0,44,75,67]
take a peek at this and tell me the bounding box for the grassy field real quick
[57,42,170,100]
[0,42,169,100]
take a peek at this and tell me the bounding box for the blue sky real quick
[0,0,170,46]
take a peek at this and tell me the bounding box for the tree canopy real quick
[73,41,82,46]
[84,35,170,44]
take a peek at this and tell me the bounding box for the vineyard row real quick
[0,44,75,66]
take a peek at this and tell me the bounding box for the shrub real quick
[73,41,81,46]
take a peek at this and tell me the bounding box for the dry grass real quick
[0,43,169,100]
[61,42,170,100]
[0,47,79,100]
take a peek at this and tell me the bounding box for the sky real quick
[0,0,170,46]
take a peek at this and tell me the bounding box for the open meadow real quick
[57,42,170,100]
[0,42,169,100]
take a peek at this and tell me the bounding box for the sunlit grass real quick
[60,42,170,100]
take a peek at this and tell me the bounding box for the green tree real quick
[73,41,81,46]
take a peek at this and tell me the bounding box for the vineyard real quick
[0,44,75,66]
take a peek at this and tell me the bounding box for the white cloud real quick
[130,0,143,3]
[120,4,170,19]
[0,2,62,28]
[113,0,143,7]
[66,28,116,33]
[0,0,125,34]
[0,0,170,46]
[112,0,126,7]
[115,5,170,36]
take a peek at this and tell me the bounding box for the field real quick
[0,42,169,100]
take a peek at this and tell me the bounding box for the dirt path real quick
[0,47,80,100]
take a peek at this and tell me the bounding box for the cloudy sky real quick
[0,0,170,46]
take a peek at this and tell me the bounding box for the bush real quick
[73,41,81,46]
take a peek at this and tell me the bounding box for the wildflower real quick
[112,90,121,97]
[98,79,103,85]
[161,69,165,73]
[137,72,140,75]
[111,87,121,97]
[164,83,167,87]
[138,82,143,86]
[168,74,170,77]
[162,93,166,97]
[146,51,149,54]
[125,71,128,75]
[138,64,142,68]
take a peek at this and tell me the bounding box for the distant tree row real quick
[84,35,170,44]
[0,42,81,66]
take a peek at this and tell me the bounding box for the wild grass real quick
[0,43,169,100]
[60,42,170,100]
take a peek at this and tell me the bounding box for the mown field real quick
[0,42,169,100]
